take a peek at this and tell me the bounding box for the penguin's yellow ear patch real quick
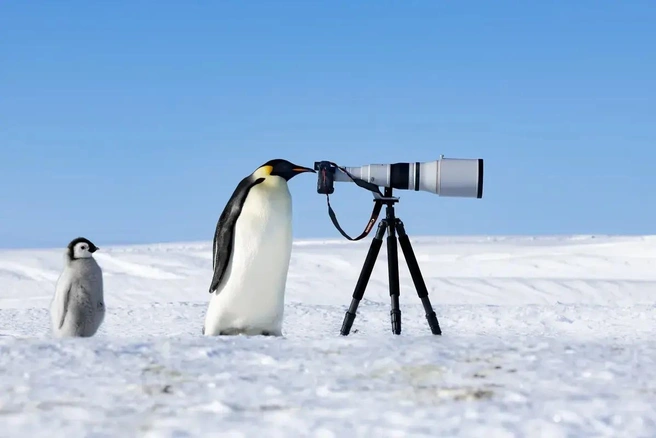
[253,165,273,178]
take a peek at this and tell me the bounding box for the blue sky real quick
[1,1,654,248]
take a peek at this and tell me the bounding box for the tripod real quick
[340,187,442,336]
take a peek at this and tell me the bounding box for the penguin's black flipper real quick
[209,175,265,293]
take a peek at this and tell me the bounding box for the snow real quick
[1,234,655,437]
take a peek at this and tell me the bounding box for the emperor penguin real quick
[50,237,105,338]
[203,159,315,336]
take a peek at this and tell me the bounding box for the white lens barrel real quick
[332,157,483,198]
[332,164,389,186]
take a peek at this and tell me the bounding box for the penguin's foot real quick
[215,327,282,337]
[259,329,283,337]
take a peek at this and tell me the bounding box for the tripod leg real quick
[386,215,402,335]
[340,220,387,335]
[395,219,442,335]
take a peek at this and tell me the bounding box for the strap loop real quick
[323,162,384,241]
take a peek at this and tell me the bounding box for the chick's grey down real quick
[50,237,105,338]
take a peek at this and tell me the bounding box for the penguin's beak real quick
[272,162,316,181]
[291,165,316,175]
[90,246,99,253]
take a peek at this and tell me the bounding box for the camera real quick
[315,161,338,195]
[314,156,484,336]
[314,157,484,198]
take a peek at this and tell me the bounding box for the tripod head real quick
[372,187,400,205]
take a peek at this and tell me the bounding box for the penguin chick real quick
[203,159,315,336]
[50,237,105,338]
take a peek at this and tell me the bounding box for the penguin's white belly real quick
[204,184,293,336]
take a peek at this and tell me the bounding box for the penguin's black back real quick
[209,174,265,293]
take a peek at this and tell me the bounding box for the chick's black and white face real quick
[73,242,94,258]
[68,238,99,259]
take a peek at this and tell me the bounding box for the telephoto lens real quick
[330,157,484,198]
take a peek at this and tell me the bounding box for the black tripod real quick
[340,187,442,336]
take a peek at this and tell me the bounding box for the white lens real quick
[332,157,484,198]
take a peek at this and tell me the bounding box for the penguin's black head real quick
[258,159,316,181]
[67,237,99,260]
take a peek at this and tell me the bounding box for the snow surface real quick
[1,235,655,437]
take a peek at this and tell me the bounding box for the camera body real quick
[314,157,484,198]
[315,161,338,194]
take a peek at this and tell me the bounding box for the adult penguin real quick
[203,159,315,336]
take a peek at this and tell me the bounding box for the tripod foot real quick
[390,309,401,335]
[423,303,442,335]
[341,308,357,336]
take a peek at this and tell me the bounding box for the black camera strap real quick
[322,162,384,241]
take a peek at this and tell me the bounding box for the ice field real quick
[1,234,655,437]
